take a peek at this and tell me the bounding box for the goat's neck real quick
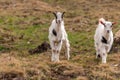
[103,30,110,40]
[54,23,62,41]
[55,23,62,32]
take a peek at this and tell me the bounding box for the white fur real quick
[94,18,113,63]
[48,12,70,62]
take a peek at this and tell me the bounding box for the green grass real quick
[12,23,49,50]
[0,45,9,52]
[0,15,49,50]
[68,30,95,53]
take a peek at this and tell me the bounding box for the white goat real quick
[48,12,70,62]
[94,18,115,63]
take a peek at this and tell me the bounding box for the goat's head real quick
[100,19,116,33]
[53,12,65,24]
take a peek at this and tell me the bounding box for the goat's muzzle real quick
[57,20,61,24]
[107,30,110,33]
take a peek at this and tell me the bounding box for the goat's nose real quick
[58,20,61,24]
[107,30,109,33]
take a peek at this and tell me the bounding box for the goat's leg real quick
[101,48,107,63]
[95,42,100,58]
[96,48,101,58]
[55,50,60,62]
[65,38,70,60]
[107,35,113,53]
[51,49,56,62]
[106,44,112,53]
[54,41,63,62]
[102,53,107,63]
[50,41,56,62]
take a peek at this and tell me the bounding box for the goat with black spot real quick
[48,12,70,62]
[94,18,115,63]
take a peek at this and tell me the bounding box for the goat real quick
[48,12,70,62]
[94,18,115,63]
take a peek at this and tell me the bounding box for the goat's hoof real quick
[52,59,60,63]
[54,61,60,63]
[51,59,55,62]
[102,62,106,64]
[51,60,60,63]
[66,55,70,60]
[102,61,106,64]
[67,57,70,60]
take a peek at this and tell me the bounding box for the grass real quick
[0,45,9,52]
[0,15,49,50]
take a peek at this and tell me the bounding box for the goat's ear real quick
[100,21,106,27]
[62,12,65,18]
[112,22,116,25]
[53,12,57,19]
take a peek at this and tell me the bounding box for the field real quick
[0,0,120,80]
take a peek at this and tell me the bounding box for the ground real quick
[0,0,120,80]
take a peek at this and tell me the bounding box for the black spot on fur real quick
[52,29,57,36]
[98,54,101,58]
[101,36,107,44]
